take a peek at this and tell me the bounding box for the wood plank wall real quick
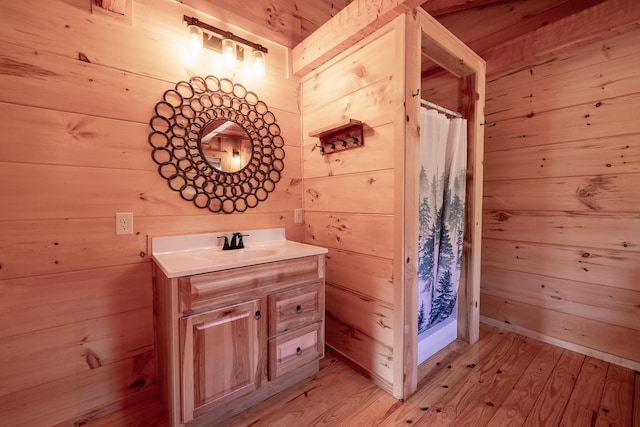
[301,18,406,393]
[0,0,302,425]
[477,6,640,366]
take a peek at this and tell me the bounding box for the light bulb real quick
[253,49,265,78]
[186,24,203,58]
[222,37,236,70]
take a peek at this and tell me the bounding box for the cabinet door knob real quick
[296,347,302,355]
[296,305,302,314]
[255,310,262,320]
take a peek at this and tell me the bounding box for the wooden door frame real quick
[399,9,486,399]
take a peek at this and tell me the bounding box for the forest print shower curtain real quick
[418,108,467,334]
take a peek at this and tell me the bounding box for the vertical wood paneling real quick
[480,3,640,368]
[0,0,302,425]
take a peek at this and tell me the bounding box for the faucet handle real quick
[217,236,230,250]
[236,233,249,249]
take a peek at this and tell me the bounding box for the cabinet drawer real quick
[178,256,322,314]
[268,322,323,380]
[268,281,323,336]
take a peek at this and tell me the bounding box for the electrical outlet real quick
[116,212,133,235]
[294,209,303,224]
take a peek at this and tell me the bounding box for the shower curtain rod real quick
[420,99,462,119]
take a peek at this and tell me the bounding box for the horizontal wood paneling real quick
[0,164,301,221]
[481,266,640,331]
[0,0,303,424]
[324,249,394,305]
[485,92,640,152]
[301,28,395,112]
[301,18,402,391]
[481,293,640,362]
[486,52,640,122]
[325,314,394,386]
[304,212,395,258]
[0,264,153,338]
[0,214,300,280]
[436,0,606,66]
[486,25,640,92]
[484,134,640,181]
[483,174,640,213]
[302,76,400,143]
[480,5,640,366]
[0,0,297,112]
[304,171,395,214]
[482,210,640,252]
[0,352,157,427]
[484,0,640,75]
[0,307,153,398]
[0,103,302,171]
[303,122,396,179]
[482,238,638,292]
[325,283,394,347]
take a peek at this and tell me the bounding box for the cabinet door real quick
[180,299,266,423]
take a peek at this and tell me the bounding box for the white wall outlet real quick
[116,212,133,235]
[294,208,304,224]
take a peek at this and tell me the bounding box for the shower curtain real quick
[418,107,467,334]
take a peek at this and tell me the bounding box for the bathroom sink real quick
[193,248,278,263]
[150,228,328,278]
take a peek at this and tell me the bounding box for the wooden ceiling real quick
[187,0,605,67]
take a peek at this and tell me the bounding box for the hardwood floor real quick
[85,324,639,426]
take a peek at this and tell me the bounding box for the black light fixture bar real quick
[183,15,268,54]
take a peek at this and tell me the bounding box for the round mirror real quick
[199,120,252,172]
[148,76,285,214]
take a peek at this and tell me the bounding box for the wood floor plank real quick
[560,357,609,426]
[444,336,545,427]
[73,324,638,427]
[379,324,510,425]
[226,353,363,426]
[414,333,543,426]
[487,343,564,427]
[523,349,585,427]
[595,364,635,427]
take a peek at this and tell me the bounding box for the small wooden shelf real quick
[309,119,364,155]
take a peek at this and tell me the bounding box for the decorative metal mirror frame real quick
[148,76,285,214]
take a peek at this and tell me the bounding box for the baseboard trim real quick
[480,316,640,372]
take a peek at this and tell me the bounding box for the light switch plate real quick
[294,209,303,224]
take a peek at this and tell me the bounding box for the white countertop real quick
[151,228,328,278]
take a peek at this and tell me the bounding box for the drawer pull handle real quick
[296,305,302,314]
[255,310,262,320]
[296,347,302,355]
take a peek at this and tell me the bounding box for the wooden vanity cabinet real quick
[153,255,325,427]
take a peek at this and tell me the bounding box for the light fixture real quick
[186,21,203,58]
[221,35,237,70]
[183,15,269,78]
[252,46,266,78]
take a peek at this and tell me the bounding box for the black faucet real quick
[218,232,249,250]
[229,232,245,250]
[217,235,230,250]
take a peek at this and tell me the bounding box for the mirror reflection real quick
[199,120,252,172]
